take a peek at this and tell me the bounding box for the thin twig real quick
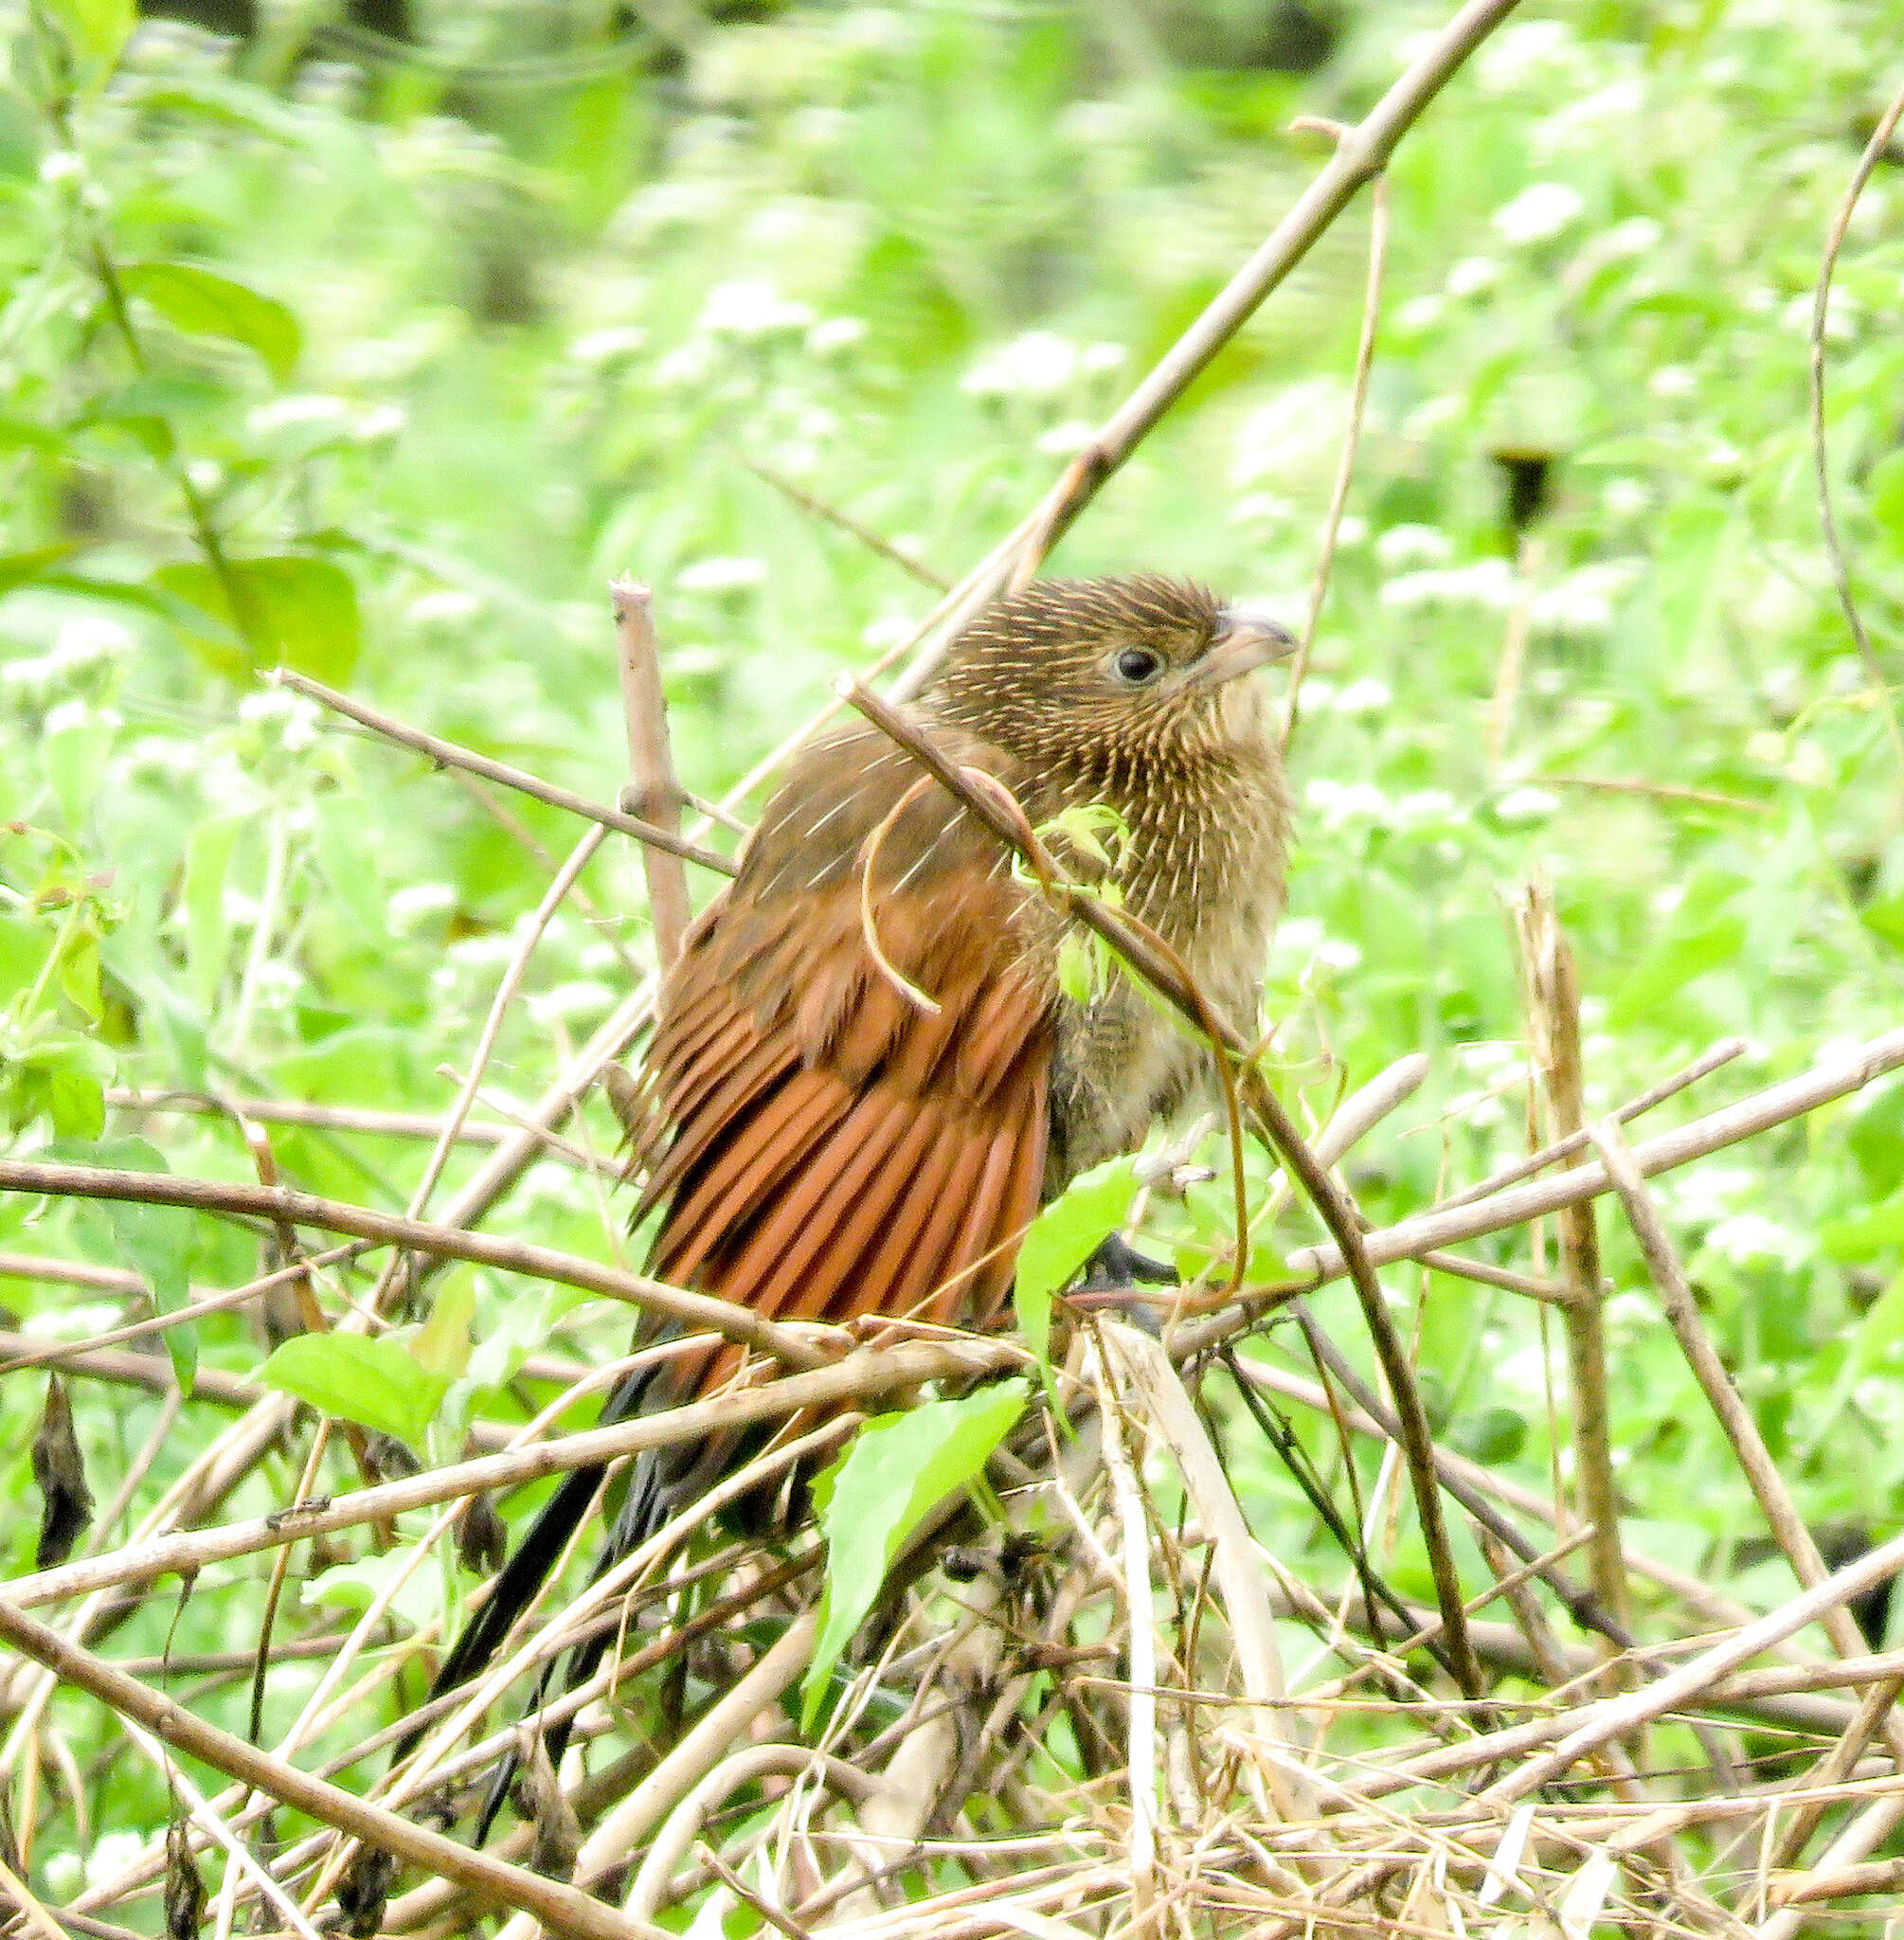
[6,1340,1014,1609]
[1808,71,1904,812]
[0,1155,818,1368]
[1282,150,1387,756]
[744,460,949,590]
[611,577,694,966]
[272,669,737,876]
[1518,885,1630,1645]
[1433,1035,1746,1213]
[0,1594,671,1940]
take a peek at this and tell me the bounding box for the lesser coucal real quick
[407,573,1294,1819]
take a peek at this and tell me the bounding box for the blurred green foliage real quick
[5,0,1904,1899]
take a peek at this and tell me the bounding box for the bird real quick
[403,572,1294,1830]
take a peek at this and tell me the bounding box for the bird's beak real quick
[1182,609,1298,690]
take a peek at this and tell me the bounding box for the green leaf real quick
[802,1380,1030,1727]
[0,914,51,1004]
[44,705,117,829]
[182,816,243,1008]
[0,545,79,599]
[1054,931,1094,1006]
[259,1332,449,1447]
[1846,1268,1904,1381]
[46,1069,105,1141]
[1608,874,1748,1029]
[44,0,134,74]
[305,1539,442,1630]
[153,554,361,683]
[120,262,300,381]
[1871,448,1904,552]
[411,1272,475,1382]
[1013,1158,1141,1373]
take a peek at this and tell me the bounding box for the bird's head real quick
[927,575,1295,767]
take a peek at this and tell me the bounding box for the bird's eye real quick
[1111,646,1163,686]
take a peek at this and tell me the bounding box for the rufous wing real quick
[630,725,1054,1405]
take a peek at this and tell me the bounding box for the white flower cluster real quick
[676,555,768,594]
[1,615,134,695]
[961,332,1125,401]
[246,393,407,442]
[236,687,323,753]
[1492,182,1586,246]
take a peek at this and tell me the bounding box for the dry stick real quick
[743,459,950,592]
[1808,69,1904,810]
[627,1745,876,1925]
[0,1596,671,1940]
[1102,1321,1312,1825]
[1518,887,1630,1649]
[1088,1333,1159,1935]
[1541,775,1767,815]
[0,1243,366,1379]
[272,669,737,878]
[836,674,1484,1699]
[1432,1035,1745,1214]
[0,1157,817,1371]
[1277,1023,1904,1291]
[1484,533,1540,766]
[1281,154,1387,757]
[889,0,1528,675]
[1474,1531,1904,1807]
[102,1090,531,1150]
[3,1341,1013,1611]
[611,577,694,968]
[1588,1121,1904,1891]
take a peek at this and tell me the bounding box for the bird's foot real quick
[1076,1231,1179,1292]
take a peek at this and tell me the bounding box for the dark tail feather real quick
[393,1459,609,1773]
[445,1446,677,1843]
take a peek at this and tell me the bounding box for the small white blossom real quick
[569,325,648,365]
[961,332,1080,398]
[805,315,867,355]
[1445,256,1502,298]
[1314,937,1362,971]
[1703,1213,1801,1268]
[389,883,456,928]
[352,403,406,442]
[676,555,767,594]
[1229,491,1293,527]
[1375,524,1451,569]
[1475,19,1575,93]
[1333,676,1392,717]
[1603,477,1650,518]
[1494,785,1559,824]
[1493,182,1586,245]
[1394,293,1446,333]
[527,979,617,1025]
[408,588,483,625]
[696,280,815,338]
[1035,419,1098,456]
[1782,289,1858,341]
[1379,559,1518,613]
[248,394,352,435]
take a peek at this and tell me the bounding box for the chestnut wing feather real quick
[634,726,1053,1405]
